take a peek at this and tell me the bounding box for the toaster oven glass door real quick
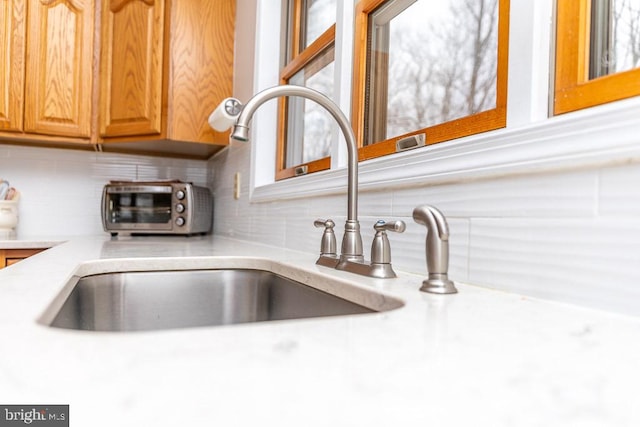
[106,191,172,227]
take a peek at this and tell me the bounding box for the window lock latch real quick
[396,133,426,152]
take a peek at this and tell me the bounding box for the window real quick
[277,0,337,180]
[352,0,510,161]
[554,0,640,115]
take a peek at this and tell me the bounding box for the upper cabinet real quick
[25,0,94,138]
[0,0,236,159]
[0,0,93,142]
[166,0,235,145]
[100,0,235,158]
[0,0,26,132]
[99,0,165,138]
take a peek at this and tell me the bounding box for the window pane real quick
[590,0,640,79]
[286,46,335,167]
[365,0,499,144]
[303,0,336,48]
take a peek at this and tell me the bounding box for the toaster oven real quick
[102,181,213,236]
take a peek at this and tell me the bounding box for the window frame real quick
[351,0,511,161]
[554,0,640,115]
[276,1,336,181]
[248,0,640,208]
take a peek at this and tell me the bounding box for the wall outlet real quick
[233,172,241,200]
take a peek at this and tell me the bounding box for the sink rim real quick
[37,256,405,328]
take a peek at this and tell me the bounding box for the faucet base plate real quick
[316,255,340,269]
[316,255,398,279]
[420,274,458,294]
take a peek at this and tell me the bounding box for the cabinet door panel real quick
[100,0,165,137]
[0,248,45,268]
[168,0,234,143]
[24,0,93,138]
[0,0,26,132]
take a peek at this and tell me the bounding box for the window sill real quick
[251,97,640,202]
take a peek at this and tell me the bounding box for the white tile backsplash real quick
[599,163,640,217]
[392,171,598,218]
[0,144,209,237]
[469,217,640,313]
[358,190,394,218]
[209,142,640,316]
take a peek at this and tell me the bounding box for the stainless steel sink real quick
[46,269,381,332]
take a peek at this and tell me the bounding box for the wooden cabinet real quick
[166,0,235,144]
[99,0,236,158]
[0,248,45,268]
[24,0,94,138]
[99,0,165,138]
[0,0,94,143]
[0,0,236,159]
[0,0,26,132]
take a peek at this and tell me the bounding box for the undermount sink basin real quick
[43,268,395,332]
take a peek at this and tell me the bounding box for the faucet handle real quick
[374,220,406,233]
[371,220,405,264]
[314,219,334,229]
[314,219,337,256]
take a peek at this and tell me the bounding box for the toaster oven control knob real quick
[175,203,185,213]
[176,190,186,200]
[175,217,186,227]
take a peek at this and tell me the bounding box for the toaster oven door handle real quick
[106,185,173,193]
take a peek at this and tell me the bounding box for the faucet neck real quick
[232,85,359,222]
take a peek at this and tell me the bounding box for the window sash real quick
[300,0,336,50]
[554,0,640,115]
[352,0,510,161]
[277,2,336,181]
[284,45,335,169]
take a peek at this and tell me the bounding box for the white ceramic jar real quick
[0,200,18,230]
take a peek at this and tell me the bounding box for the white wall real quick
[0,144,209,237]
[208,0,640,317]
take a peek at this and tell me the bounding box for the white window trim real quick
[248,0,640,203]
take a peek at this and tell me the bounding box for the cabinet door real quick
[167,0,235,143]
[0,248,45,268]
[0,0,26,132]
[99,0,165,138]
[23,0,94,138]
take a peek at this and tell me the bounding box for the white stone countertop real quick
[0,237,65,250]
[1,234,639,426]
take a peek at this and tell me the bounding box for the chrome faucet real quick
[413,205,457,294]
[227,85,403,278]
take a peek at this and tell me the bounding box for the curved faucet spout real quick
[231,85,362,261]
